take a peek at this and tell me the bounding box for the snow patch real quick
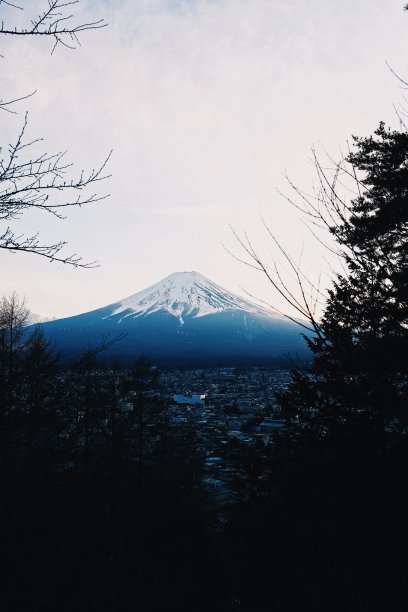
[105,271,276,324]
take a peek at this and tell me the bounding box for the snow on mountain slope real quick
[106,271,275,325]
[39,271,310,365]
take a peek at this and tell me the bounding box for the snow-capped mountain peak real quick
[38,271,310,365]
[107,271,271,324]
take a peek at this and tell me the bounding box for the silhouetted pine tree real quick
[218,124,408,612]
[281,123,408,462]
[263,123,408,609]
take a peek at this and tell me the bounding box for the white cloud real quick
[0,0,407,318]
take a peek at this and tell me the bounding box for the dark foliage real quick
[0,334,214,611]
[224,123,408,610]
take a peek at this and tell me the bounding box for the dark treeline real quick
[0,322,210,611]
[1,120,408,611]
[225,122,408,610]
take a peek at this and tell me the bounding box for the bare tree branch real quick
[225,225,324,339]
[0,1,107,54]
[0,2,110,268]
[0,89,36,113]
[0,113,112,266]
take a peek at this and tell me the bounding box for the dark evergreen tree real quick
[221,123,408,611]
[266,123,408,609]
[281,124,408,453]
[23,326,60,414]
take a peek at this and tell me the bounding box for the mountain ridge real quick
[37,271,310,366]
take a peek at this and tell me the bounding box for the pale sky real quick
[1,0,407,319]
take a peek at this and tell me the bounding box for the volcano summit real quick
[39,272,310,365]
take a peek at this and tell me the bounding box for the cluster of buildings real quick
[160,367,292,507]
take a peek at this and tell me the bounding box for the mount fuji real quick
[39,271,311,366]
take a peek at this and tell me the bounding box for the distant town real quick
[122,366,293,508]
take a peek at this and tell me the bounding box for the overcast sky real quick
[1,0,407,319]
